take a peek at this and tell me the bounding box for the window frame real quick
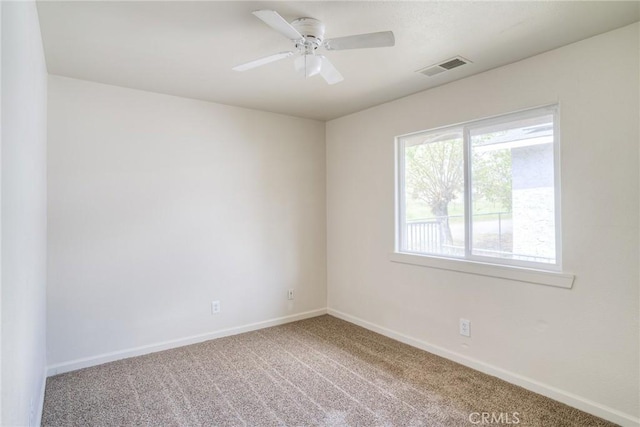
[395,105,564,275]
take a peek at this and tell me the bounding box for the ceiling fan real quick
[232,10,395,85]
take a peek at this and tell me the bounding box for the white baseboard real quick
[34,367,47,427]
[47,308,327,377]
[327,308,639,427]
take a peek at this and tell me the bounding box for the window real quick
[396,105,560,271]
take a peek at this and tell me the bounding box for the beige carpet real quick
[42,315,615,426]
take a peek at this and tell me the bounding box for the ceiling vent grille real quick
[417,56,471,77]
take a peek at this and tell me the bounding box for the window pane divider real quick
[463,127,472,259]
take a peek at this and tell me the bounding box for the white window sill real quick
[389,252,574,289]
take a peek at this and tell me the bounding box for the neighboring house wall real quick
[326,23,639,424]
[1,1,48,425]
[511,142,555,261]
[47,76,327,368]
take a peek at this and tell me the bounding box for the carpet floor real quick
[42,315,615,426]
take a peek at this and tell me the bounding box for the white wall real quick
[47,76,326,367]
[326,23,639,424]
[1,2,48,426]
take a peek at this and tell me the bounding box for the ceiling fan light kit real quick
[232,10,395,85]
[294,54,322,77]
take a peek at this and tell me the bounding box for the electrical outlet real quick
[211,300,221,314]
[287,289,294,300]
[460,318,470,337]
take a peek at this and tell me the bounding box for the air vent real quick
[439,58,467,70]
[417,56,472,77]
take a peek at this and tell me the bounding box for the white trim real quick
[34,367,47,427]
[553,104,564,274]
[395,136,405,252]
[389,252,574,289]
[327,308,639,427]
[46,308,327,377]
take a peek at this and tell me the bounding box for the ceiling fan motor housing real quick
[292,18,325,51]
[233,10,395,84]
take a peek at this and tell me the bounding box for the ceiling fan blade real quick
[252,10,303,41]
[232,51,294,72]
[319,56,343,85]
[324,31,395,50]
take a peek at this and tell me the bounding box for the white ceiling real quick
[37,1,639,121]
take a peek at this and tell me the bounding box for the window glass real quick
[402,130,465,257]
[470,115,556,264]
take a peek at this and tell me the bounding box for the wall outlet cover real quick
[460,318,471,337]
